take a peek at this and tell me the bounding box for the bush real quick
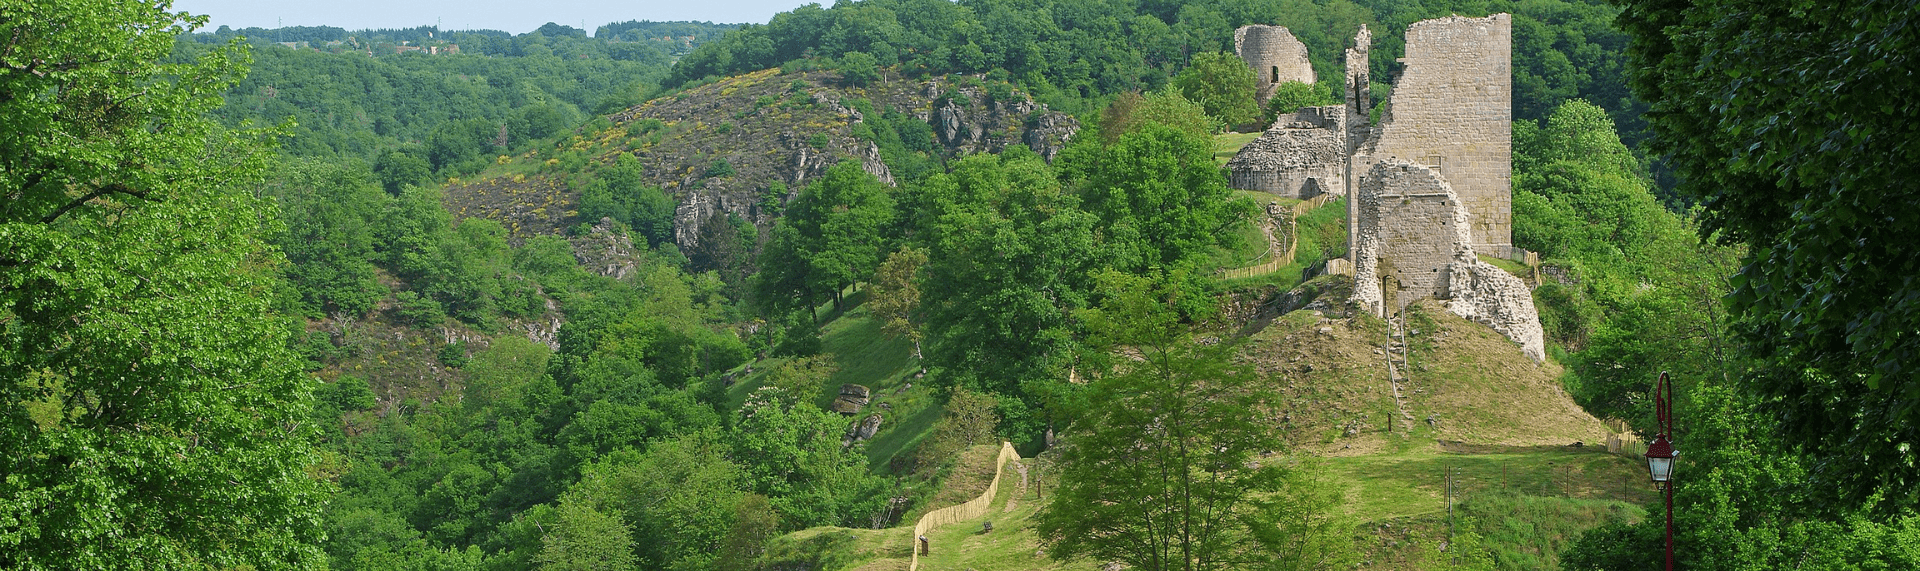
[836,51,880,87]
[705,159,736,178]
[392,290,446,327]
[437,342,470,368]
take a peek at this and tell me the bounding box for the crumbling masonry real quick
[1228,14,1542,361]
[1349,161,1544,362]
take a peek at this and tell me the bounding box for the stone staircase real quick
[1384,309,1416,435]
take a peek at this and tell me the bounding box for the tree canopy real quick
[1619,0,1920,509]
[0,0,325,565]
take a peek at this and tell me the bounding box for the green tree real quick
[0,1,325,565]
[713,494,781,571]
[566,430,750,571]
[867,246,928,359]
[836,50,881,87]
[535,500,637,571]
[579,153,675,246]
[920,152,1098,401]
[1616,0,1919,507]
[1065,122,1255,279]
[1261,80,1337,123]
[372,150,432,195]
[265,158,390,317]
[753,161,895,316]
[1037,271,1342,571]
[732,388,889,529]
[1171,51,1259,130]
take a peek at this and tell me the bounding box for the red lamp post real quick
[1644,371,1679,571]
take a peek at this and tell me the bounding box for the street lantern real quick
[1646,371,1678,571]
[1644,437,1677,486]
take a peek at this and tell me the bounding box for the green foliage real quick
[1262,80,1338,121]
[1455,493,1641,570]
[1510,101,1742,434]
[704,159,737,178]
[733,389,891,528]
[752,161,896,319]
[1618,0,1920,508]
[0,2,325,565]
[835,50,881,86]
[1173,51,1260,129]
[185,21,732,161]
[1038,272,1344,570]
[1561,384,1920,569]
[911,387,1001,473]
[1062,121,1256,282]
[578,153,675,246]
[373,150,432,194]
[561,430,749,570]
[535,500,637,571]
[265,159,391,317]
[1095,90,1219,144]
[918,152,1097,403]
[664,0,1636,138]
[320,375,380,412]
[868,246,929,359]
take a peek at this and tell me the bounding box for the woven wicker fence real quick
[1220,193,1338,280]
[909,442,1020,571]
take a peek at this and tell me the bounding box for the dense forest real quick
[3,0,1918,569]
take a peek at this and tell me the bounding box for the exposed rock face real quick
[923,80,1079,161]
[570,217,644,280]
[831,384,872,415]
[843,413,884,446]
[1235,25,1317,104]
[605,70,1076,253]
[1226,106,1346,198]
[1350,160,1543,362]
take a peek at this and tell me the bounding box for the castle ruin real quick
[1227,14,1542,361]
[1224,105,1345,198]
[1234,25,1317,104]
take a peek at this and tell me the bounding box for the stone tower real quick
[1358,14,1513,252]
[1234,25,1316,104]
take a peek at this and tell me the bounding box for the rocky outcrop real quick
[570,217,644,280]
[598,69,1075,253]
[843,413,884,446]
[921,79,1079,161]
[831,384,871,415]
[1351,160,1543,362]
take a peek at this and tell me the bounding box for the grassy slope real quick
[718,292,939,473]
[1215,131,1263,165]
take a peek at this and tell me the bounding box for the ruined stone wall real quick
[1361,14,1512,250]
[1352,160,1543,362]
[1343,25,1372,259]
[1352,161,1467,312]
[1226,106,1345,199]
[1235,25,1317,104]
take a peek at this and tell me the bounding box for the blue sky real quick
[171,0,818,34]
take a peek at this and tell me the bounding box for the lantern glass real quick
[1647,456,1672,482]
